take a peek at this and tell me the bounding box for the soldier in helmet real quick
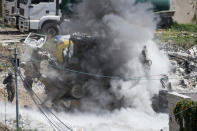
[3,72,15,102]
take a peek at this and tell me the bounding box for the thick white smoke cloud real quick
[62,0,170,130]
[14,0,171,130]
[62,0,170,113]
[0,102,168,130]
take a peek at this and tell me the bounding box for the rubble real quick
[150,43,197,113]
[160,43,197,92]
[0,122,10,131]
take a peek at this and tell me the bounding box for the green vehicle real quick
[62,0,174,27]
[136,0,175,27]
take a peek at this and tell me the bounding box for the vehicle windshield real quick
[20,0,28,4]
[5,0,15,2]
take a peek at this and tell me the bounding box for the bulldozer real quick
[21,33,124,111]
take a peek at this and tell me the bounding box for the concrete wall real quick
[171,0,197,24]
[168,92,191,131]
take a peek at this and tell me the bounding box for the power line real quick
[19,64,197,128]
[22,56,194,81]
[18,71,61,131]
[18,70,73,131]
[18,72,63,131]
[1,54,195,81]
[5,52,197,129]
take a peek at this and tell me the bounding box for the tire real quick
[41,22,60,37]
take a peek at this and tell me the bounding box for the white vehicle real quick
[17,0,174,36]
[19,0,64,36]
[4,0,17,26]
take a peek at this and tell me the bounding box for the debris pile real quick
[161,43,197,92]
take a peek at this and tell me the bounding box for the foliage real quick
[155,22,197,49]
[16,127,22,131]
[173,99,197,131]
[171,22,197,33]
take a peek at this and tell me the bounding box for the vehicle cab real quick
[19,0,61,33]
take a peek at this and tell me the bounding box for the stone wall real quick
[168,92,191,131]
[171,0,197,24]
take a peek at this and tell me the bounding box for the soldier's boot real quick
[10,88,15,102]
[7,90,11,102]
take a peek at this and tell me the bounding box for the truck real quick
[9,0,174,36]
[3,0,18,26]
[18,0,79,36]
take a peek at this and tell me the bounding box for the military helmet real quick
[8,72,13,76]
[8,69,13,76]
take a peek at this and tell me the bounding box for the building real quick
[171,0,197,24]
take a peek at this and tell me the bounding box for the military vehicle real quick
[21,33,125,110]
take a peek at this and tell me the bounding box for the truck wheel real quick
[41,22,60,37]
[71,85,84,99]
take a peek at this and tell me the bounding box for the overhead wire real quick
[18,72,63,131]
[18,59,197,127]
[2,48,197,126]
[2,34,193,129]
[18,56,197,121]
[21,56,196,81]
[1,54,195,81]
[0,57,72,131]
[18,69,73,131]
[18,71,60,131]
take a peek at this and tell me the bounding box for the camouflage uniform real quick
[23,48,52,91]
[3,73,15,102]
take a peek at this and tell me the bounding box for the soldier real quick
[141,45,152,67]
[3,72,15,102]
[23,48,44,91]
[142,45,148,61]
[160,75,172,91]
[23,46,56,91]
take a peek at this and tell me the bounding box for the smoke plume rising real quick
[18,0,171,130]
[60,0,170,113]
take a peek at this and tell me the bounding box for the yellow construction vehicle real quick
[56,40,74,63]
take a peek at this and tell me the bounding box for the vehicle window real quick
[31,0,54,4]
[20,0,28,4]
[7,0,14,1]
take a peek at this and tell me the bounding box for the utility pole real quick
[14,48,19,129]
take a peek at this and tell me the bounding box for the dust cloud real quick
[7,0,171,130]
